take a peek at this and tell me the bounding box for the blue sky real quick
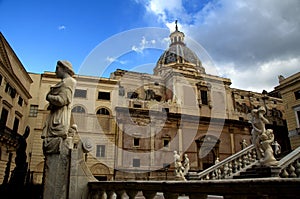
[1,0,300,92]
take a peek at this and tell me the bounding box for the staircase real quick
[189,145,258,180]
[189,145,300,180]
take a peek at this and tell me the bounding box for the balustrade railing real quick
[88,178,300,199]
[278,145,300,178]
[195,145,257,180]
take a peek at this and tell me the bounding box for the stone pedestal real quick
[43,141,70,199]
[234,165,281,179]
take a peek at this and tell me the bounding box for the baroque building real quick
[0,32,32,184]
[26,26,290,182]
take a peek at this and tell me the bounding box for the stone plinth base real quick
[234,166,281,179]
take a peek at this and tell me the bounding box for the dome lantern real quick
[154,21,206,75]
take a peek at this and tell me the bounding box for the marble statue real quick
[272,141,281,156]
[259,129,278,166]
[240,139,248,150]
[215,157,220,164]
[182,154,190,176]
[250,107,268,160]
[173,151,186,181]
[41,60,76,199]
[249,106,278,166]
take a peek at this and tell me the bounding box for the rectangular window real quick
[29,105,38,117]
[133,159,140,167]
[201,90,208,105]
[133,104,142,108]
[96,145,105,157]
[0,108,9,127]
[18,96,23,106]
[297,110,300,128]
[163,108,169,113]
[5,83,16,98]
[98,91,110,100]
[163,139,170,148]
[74,89,87,98]
[294,90,300,100]
[13,117,19,133]
[134,138,140,147]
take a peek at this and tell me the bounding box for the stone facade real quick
[0,32,32,184]
[274,72,300,150]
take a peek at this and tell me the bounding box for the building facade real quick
[26,27,290,182]
[0,32,32,184]
[274,72,300,150]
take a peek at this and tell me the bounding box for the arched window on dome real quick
[72,106,86,114]
[96,107,110,132]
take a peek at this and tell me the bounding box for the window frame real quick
[98,91,111,101]
[74,89,87,98]
[96,145,106,158]
[133,158,140,167]
[29,105,38,117]
[133,138,140,147]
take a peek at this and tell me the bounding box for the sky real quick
[1,0,299,92]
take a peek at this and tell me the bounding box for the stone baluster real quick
[247,152,252,165]
[212,170,216,179]
[295,159,300,177]
[252,149,257,161]
[288,164,297,178]
[238,157,242,170]
[242,155,247,168]
[115,190,125,199]
[106,191,116,199]
[206,174,210,180]
[142,191,157,199]
[89,190,104,199]
[233,160,238,173]
[217,168,222,179]
[223,163,229,178]
[163,192,179,199]
[280,168,289,178]
[126,190,138,199]
[228,162,233,177]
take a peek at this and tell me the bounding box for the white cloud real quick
[106,56,127,65]
[138,0,300,92]
[131,36,157,53]
[58,25,66,30]
[217,57,300,92]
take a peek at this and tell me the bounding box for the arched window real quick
[96,108,110,115]
[72,106,85,113]
[96,107,110,131]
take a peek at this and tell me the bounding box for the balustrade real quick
[196,145,258,180]
[88,178,300,199]
[278,146,300,178]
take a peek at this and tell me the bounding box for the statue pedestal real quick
[234,165,281,179]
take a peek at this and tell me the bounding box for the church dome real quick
[154,22,206,75]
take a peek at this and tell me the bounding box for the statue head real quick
[57,60,75,76]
